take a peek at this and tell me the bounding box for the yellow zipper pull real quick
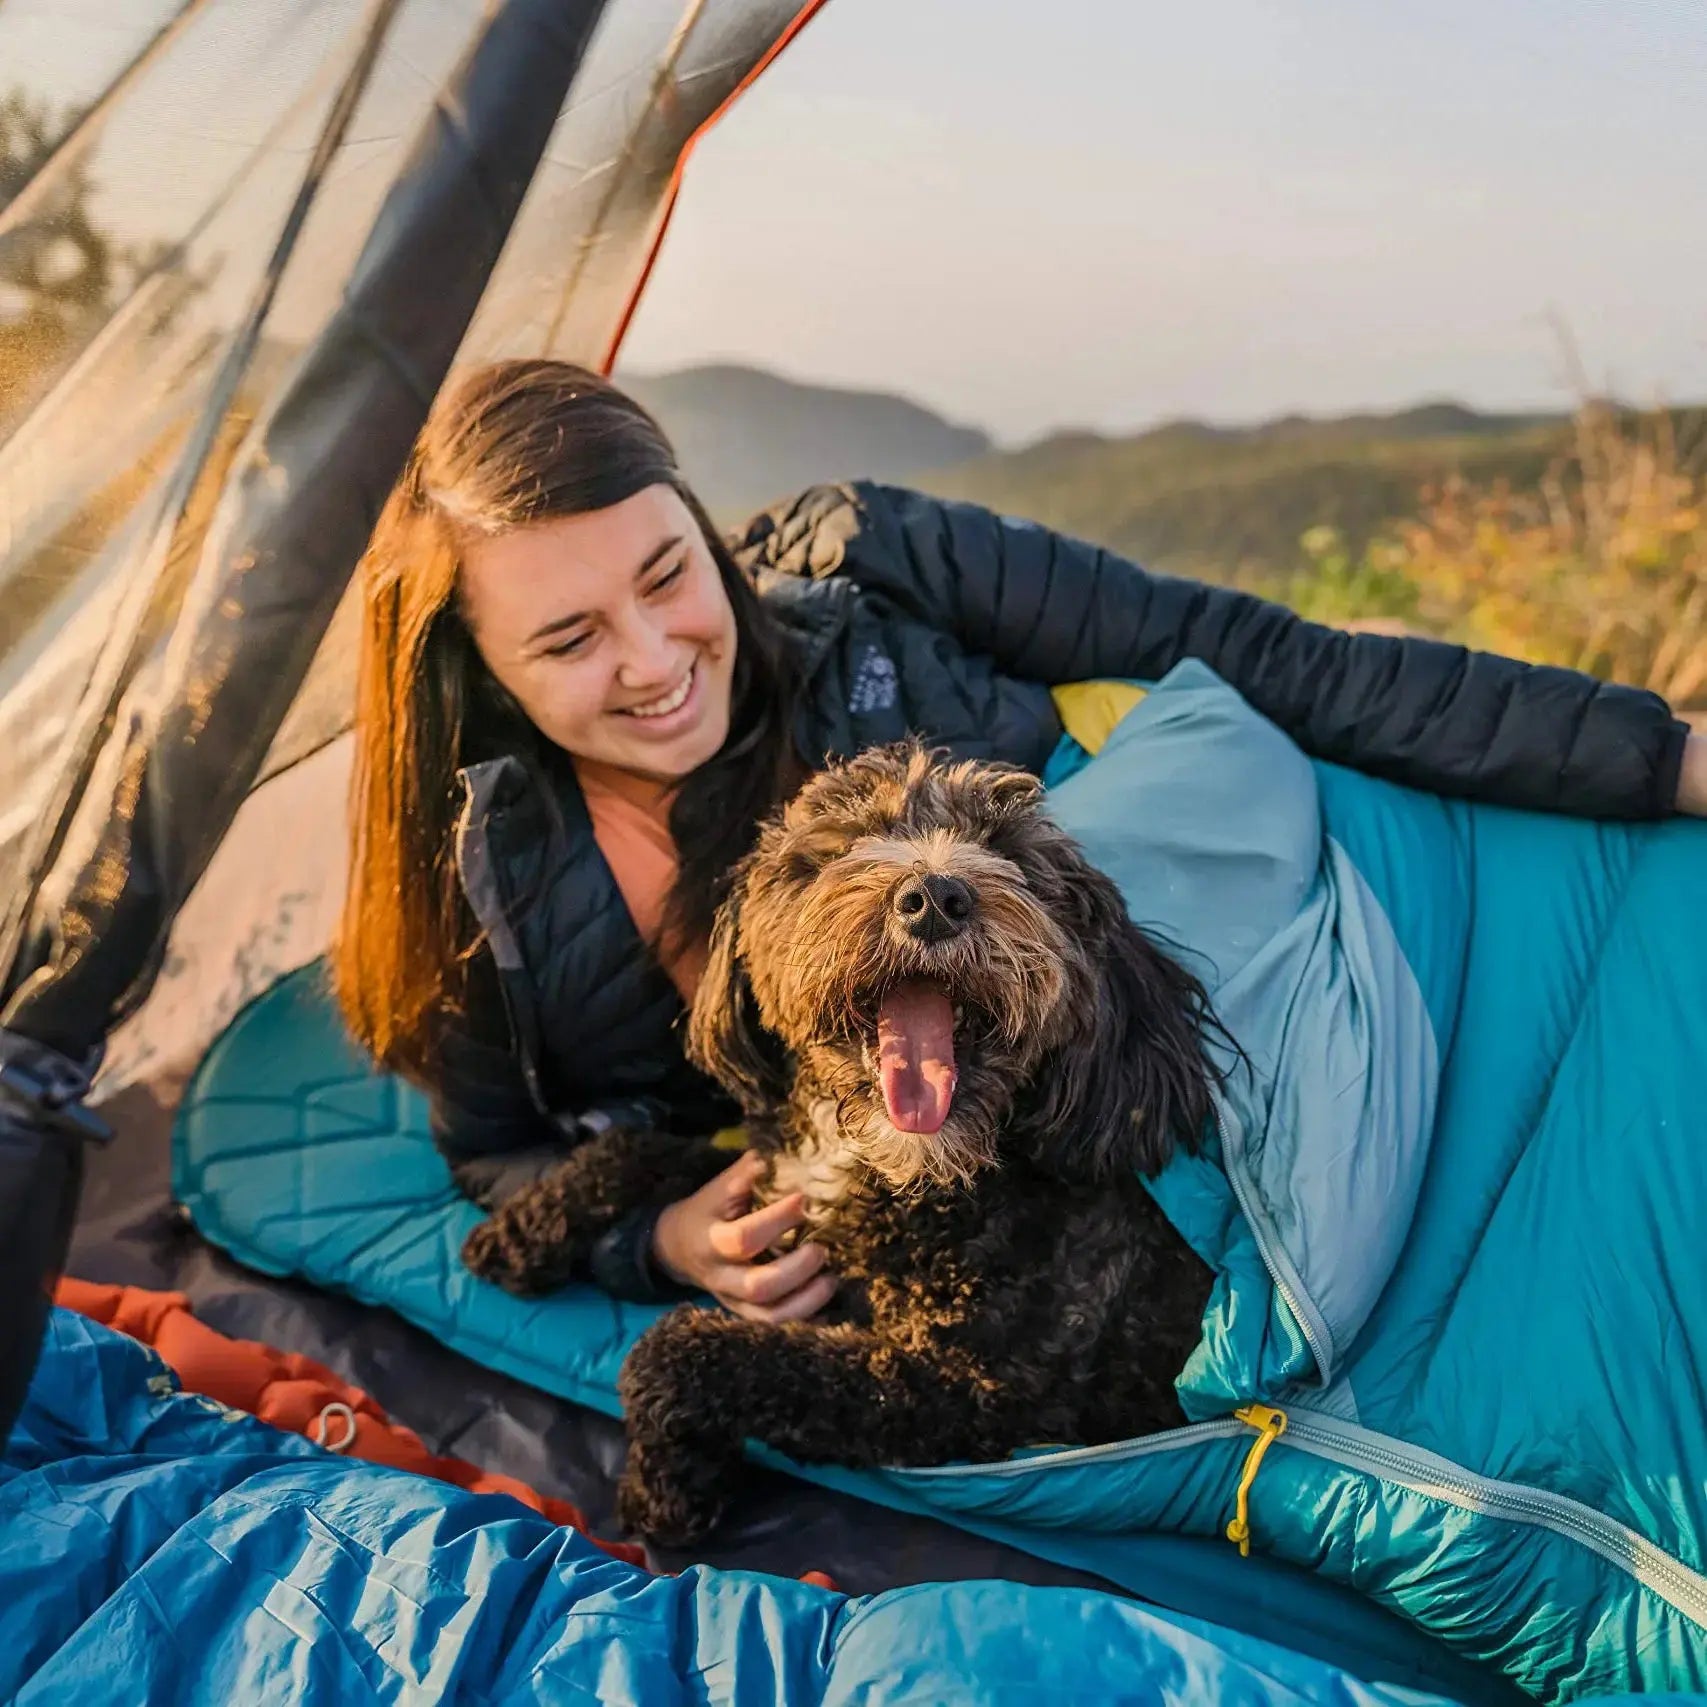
[1226,1403,1289,1557]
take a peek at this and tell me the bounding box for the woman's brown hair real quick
[333,359,801,1082]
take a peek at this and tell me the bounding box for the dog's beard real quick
[798,1036,1007,1193]
[846,1105,997,1194]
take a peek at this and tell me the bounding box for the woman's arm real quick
[735,483,1691,820]
[1676,731,1707,815]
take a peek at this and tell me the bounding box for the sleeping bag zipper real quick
[1227,1406,1707,1624]
[895,1405,1707,1627]
[1210,1101,1335,1384]
[1273,1409,1707,1623]
[1224,1403,1287,1556]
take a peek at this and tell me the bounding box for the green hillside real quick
[911,404,1582,589]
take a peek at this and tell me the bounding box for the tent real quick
[1,6,1702,1703]
[0,0,834,1411]
[0,0,962,1552]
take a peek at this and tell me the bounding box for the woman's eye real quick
[544,631,592,659]
[647,560,686,596]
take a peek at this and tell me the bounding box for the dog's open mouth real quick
[877,978,959,1134]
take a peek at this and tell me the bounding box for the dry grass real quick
[1287,398,1707,718]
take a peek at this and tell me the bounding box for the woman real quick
[335,359,1706,1324]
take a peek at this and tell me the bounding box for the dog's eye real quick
[780,831,848,883]
[981,820,1037,876]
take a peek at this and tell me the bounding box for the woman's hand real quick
[1676,732,1707,817]
[653,1148,835,1322]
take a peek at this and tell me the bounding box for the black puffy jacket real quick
[437,481,1687,1216]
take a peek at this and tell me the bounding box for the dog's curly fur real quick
[462,743,1224,1546]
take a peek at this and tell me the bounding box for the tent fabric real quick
[2,1303,1585,1707]
[1,0,613,1058]
[173,664,1707,1703]
[0,0,822,912]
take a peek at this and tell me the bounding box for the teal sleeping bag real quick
[175,661,1707,1701]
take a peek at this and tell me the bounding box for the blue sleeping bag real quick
[173,661,1707,1702]
[11,1306,1514,1705]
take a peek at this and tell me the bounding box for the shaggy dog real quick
[462,743,1223,1545]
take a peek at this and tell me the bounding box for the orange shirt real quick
[574,757,707,1003]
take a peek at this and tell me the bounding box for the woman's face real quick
[458,484,738,781]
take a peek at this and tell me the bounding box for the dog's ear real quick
[685,883,792,1113]
[1018,829,1220,1180]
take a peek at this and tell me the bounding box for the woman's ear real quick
[685,885,792,1113]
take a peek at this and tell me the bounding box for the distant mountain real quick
[260,344,1697,598]
[601,369,1707,589]
[1239,400,1553,444]
[615,363,991,523]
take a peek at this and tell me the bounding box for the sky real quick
[618,0,1707,442]
[5,0,1707,446]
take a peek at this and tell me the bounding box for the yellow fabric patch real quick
[1050,680,1148,757]
[711,1126,750,1151]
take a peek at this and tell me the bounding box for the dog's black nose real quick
[893,873,975,942]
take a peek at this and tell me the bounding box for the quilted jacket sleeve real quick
[735,482,1688,820]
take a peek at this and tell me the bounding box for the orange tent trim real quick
[599,0,834,375]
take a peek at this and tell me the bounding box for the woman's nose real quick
[613,612,678,686]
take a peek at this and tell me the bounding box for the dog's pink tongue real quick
[878,980,957,1134]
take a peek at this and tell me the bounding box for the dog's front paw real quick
[617,1308,752,1544]
[616,1436,729,1548]
[460,1213,564,1295]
